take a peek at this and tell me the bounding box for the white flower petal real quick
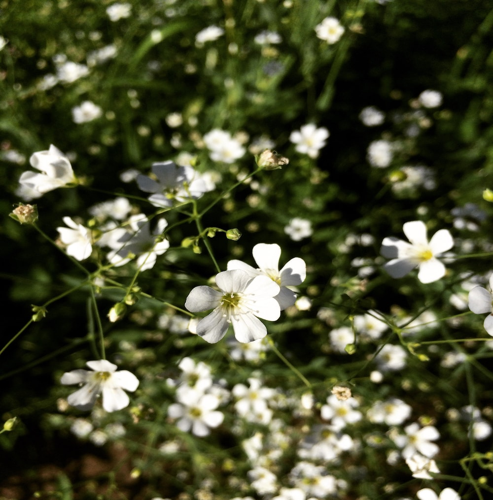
[216,269,251,293]
[418,426,440,441]
[197,309,229,343]
[275,287,297,310]
[403,221,428,246]
[440,488,461,500]
[202,410,224,428]
[253,297,281,321]
[136,174,160,193]
[87,360,118,372]
[168,403,185,419]
[429,229,454,255]
[102,386,130,412]
[252,243,281,272]
[417,489,439,500]
[67,383,99,409]
[61,369,89,385]
[384,258,417,278]
[468,287,492,314]
[148,193,173,207]
[245,275,280,298]
[199,394,220,411]
[417,258,445,284]
[380,237,414,259]
[280,257,306,286]
[111,370,139,392]
[137,251,157,271]
[232,313,267,343]
[483,314,493,336]
[185,286,222,312]
[227,259,259,278]
[192,420,210,437]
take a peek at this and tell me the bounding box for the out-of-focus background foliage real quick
[2,0,493,498]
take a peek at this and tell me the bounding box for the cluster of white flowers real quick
[203,129,246,163]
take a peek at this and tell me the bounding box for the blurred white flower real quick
[19,145,76,195]
[248,466,278,495]
[177,357,213,393]
[418,90,443,108]
[70,418,93,438]
[203,129,245,163]
[406,454,440,479]
[284,218,313,241]
[89,430,108,446]
[295,296,312,311]
[72,101,103,124]
[228,243,306,310]
[185,270,281,343]
[61,360,139,412]
[367,398,412,425]
[290,124,329,158]
[359,106,385,126]
[165,112,183,128]
[353,311,388,339]
[233,378,275,416]
[106,3,132,22]
[227,337,268,362]
[87,44,118,66]
[289,461,337,497]
[381,220,454,283]
[0,36,8,51]
[393,423,440,459]
[89,197,132,221]
[329,326,353,353]
[37,74,59,91]
[417,488,460,500]
[321,394,362,430]
[254,30,282,45]
[56,61,89,83]
[391,166,436,194]
[298,424,353,461]
[195,26,224,45]
[57,217,92,261]
[367,140,393,168]
[315,17,345,44]
[375,344,407,371]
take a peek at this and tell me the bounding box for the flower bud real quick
[108,302,126,322]
[484,189,493,202]
[226,228,242,241]
[124,294,138,306]
[181,237,195,248]
[207,228,218,238]
[344,343,356,355]
[31,305,47,322]
[3,417,17,431]
[10,204,38,225]
[256,149,289,170]
[331,385,352,401]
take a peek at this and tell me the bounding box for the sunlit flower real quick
[367,139,393,168]
[19,145,76,195]
[315,17,345,44]
[227,243,306,310]
[254,31,282,45]
[106,3,132,22]
[418,90,443,108]
[57,217,92,261]
[203,129,245,163]
[417,488,460,500]
[406,454,440,479]
[185,269,281,343]
[321,394,362,430]
[195,26,224,45]
[72,101,103,124]
[290,124,329,158]
[375,344,407,371]
[284,218,313,241]
[393,423,440,459]
[56,61,89,83]
[89,197,132,221]
[467,275,493,336]
[233,378,275,416]
[381,220,454,283]
[61,360,139,412]
[367,398,412,425]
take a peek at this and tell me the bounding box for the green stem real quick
[0,319,33,357]
[90,286,106,360]
[267,337,311,388]
[194,202,221,273]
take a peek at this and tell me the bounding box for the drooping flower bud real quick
[10,204,38,225]
[226,228,242,241]
[108,302,126,322]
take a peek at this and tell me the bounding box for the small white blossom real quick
[329,327,354,353]
[468,275,493,336]
[353,311,388,339]
[106,3,132,22]
[417,488,460,500]
[70,418,93,438]
[367,398,412,425]
[89,430,108,446]
[418,90,443,108]
[248,466,278,495]
[375,344,407,371]
[89,197,132,221]
[72,101,103,124]
[381,220,454,283]
[203,129,245,163]
[57,217,92,261]
[195,26,224,45]
[56,61,89,83]
[393,423,440,459]
[406,454,440,479]
[367,140,393,168]
[290,124,329,158]
[359,106,385,126]
[284,218,312,241]
[315,17,345,44]
[87,45,118,66]
[227,337,269,362]
[321,394,362,430]
[233,378,275,416]
[177,357,213,393]
[61,360,139,412]
[254,31,282,45]
[289,462,337,497]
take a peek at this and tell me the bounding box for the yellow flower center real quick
[96,371,111,381]
[221,293,242,308]
[417,249,433,262]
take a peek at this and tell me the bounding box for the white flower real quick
[106,3,132,22]
[284,218,313,241]
[468,275,493,336]
[375,344,407,371]
[168,386,223,437]
[381,221,454,283]
[38,74,59,91]
[87,44,118,66]
[367,398,412,425]
[0,36,8,51]
[233,378,275,416]
[329,326,354,353]
[165,112,183,128]
[19,145,76,195]
[315,17,345,44]
[177,357,213,393]
[89,430,108,446]
[56,61,89,83]
[185,269,281,344]
[298,424,354,461]
[70,418,93,438]
[418,90,443,108]
[203,129,245,163]
[61,360,139,412]
[406,454,440,479]
[227,243,306,310]
[359,106,385,126]
[72,101,103,124]
[89,197,132,221]
[254,30,282,45]
[195,26,224,44]
[393,423,440,459]
[290,124,329,158]
[417,488,460,500]
[104,214,170,271]
[367,140,393,168]
[289,462,337,497]
[57,217,92,261]
[272,488,306,500]
[321,394,362,430]
[353,311,388,339]
[248,466,278,495]
[137,161,213,207]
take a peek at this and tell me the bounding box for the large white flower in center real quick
[185,270,281,343]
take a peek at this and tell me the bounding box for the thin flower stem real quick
[87,296,101,359]
[33,223,90,276]
[401,311,473,330]
[195,214,221,273]
[90,286,106,360]
[454,252,493,259]
[80,185,151,204]
[267,337,311,389]
[419,338,492,345]
[0,319,33,357]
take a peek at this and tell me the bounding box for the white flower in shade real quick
[72,101,103,124]
[315,17,345,44]
[15,183,43,202]
[367,398,412,426]
[89,430,108,446]
[381,221,454,283]
[290,124,329,158]
[87,44,118,66]
[177,357,213,393]
[168,386,223,437]
[203,129,245,163]
[393,423,440,459]
[227,243,306,310]
[104,214,170,271]
[321,394,362,430]
[359,106,385,126]
[417,488,460,500]
[195,26,224,44]
[289,462,337,497]
[254,31,282,45]
[137,161,213,207]
[70,418,93,438]
[329,326,354,353]
[61,360,139,412]
[106,3,132,22]
[375,344,407,371]
[89,197,132,221]
[227,337,269,362]
[233,378,275,416]
[19,145,76,195]
[284,218,312,241]
[298,424,354,461]
[0,36,8,51]
[406,454,440,479]
[468,275,493,336]
[367,140,393,168]
[418,90,443,109]
[56,61,89,83]
[354,311,388,339]
[185,270,281,344]
[248,466,278,495]
[57,217,92,261]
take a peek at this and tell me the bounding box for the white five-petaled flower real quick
[72,101,103,124]
[468,275,493,336]
[137,160,212,208]
[185,269,281,344]
[315,17,345,44]
[290,124,329,158]
[227,243,306,310]
[284,218,313,241]
[393,423,440,459]
[61,360,139,412]
[57,217,92,261]
[19,145,76,195]
[381,220,454,284]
